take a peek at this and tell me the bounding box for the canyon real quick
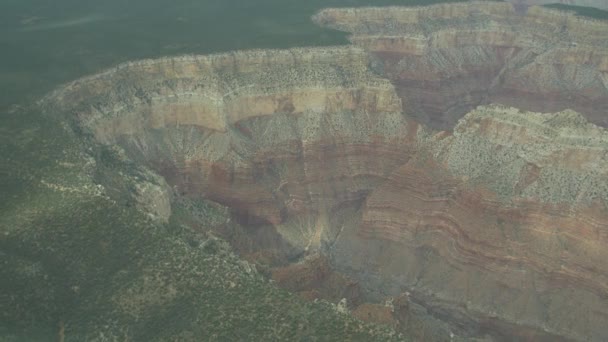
[314,2,608,130]
[41,2,608,341]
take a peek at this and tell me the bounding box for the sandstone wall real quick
[42,4,608,340]
[314,2,608,129]
[337,105,608,340]
[43,47,400,142]
[43,46,411,251]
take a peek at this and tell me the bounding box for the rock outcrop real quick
[43,46,411,249]
[42,3,608,341]
[314,2,608,129]
[336,105,608,341]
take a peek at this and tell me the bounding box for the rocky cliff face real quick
[314,2,608,130]
[341,105,608,341]
[42,2,608,341]
[43,47,410,248]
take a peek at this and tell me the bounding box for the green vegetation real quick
[0,0,500,110]
[0,1,424,339]
[1,0,604,340]
[0,106,405,341]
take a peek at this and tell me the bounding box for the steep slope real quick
[337,105,608,341]
[0,106,404,341]
[34,2,608,341]
[314,2,608,129]
[42,47,411,251]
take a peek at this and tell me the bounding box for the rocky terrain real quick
[351,106,608,341]
[0,61,404,341]
[8,1,608,341]
[43,47,408,232]
[314,2,608,130]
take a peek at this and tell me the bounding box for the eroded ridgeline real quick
[41,3,608,341]
[314,1,608,129]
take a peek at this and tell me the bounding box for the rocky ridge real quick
[314,2,608,129]
[353,105,608,341]
[43,46,411,242]
[44,47,399,142]
[39,2,608,341]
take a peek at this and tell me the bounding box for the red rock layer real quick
[43,22,608,340]
[314,3,608,129]
[356,153,608,341]
[151,117,415,227]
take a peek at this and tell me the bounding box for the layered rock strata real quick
[335,105,608,341]
[42,3,608,341]
[43,47,411,249]
[314,2,608,129]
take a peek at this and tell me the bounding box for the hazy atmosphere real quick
[2,0,608,341]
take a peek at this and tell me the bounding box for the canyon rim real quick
[4,1,608,341]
